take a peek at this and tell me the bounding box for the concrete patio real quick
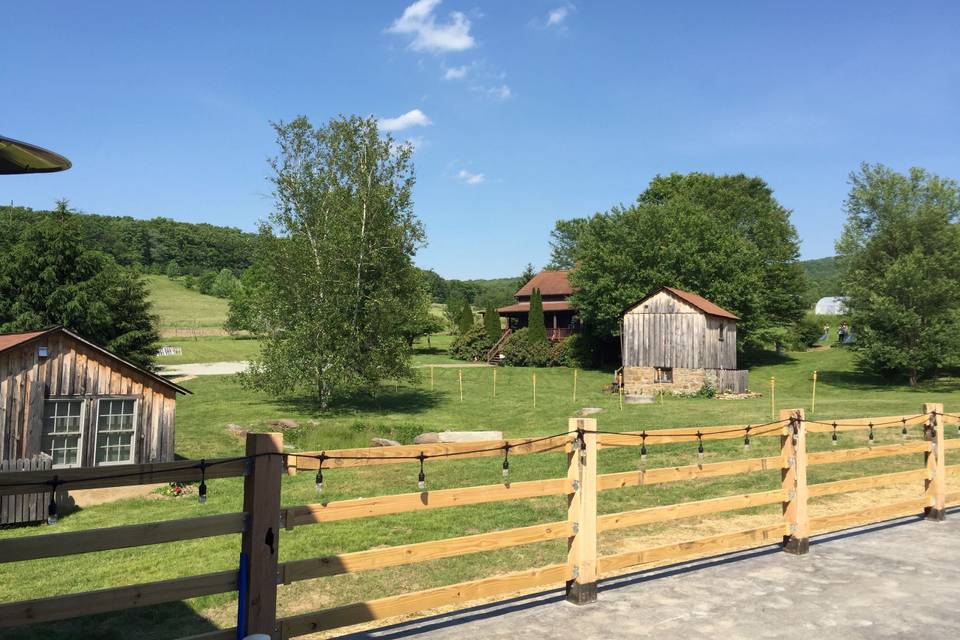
[342,513,959,640]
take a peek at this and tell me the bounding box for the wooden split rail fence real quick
[0,403,957,639]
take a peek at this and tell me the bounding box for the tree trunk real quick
[908,368,918,388]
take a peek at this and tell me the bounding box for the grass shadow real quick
[271,387,443,417]
[0,601,223,640]
[818,368,960,393]
[739,348,798,368]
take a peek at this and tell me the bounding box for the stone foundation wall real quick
[624,367,749,396]
[623,367,706,396]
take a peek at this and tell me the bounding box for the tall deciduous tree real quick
[238,115,425,407]
[0,200,159,368]
[527,288,547,343]
[483,300,502,343]
[837,163,960,386]
[569,173,806,348]
[546,218,588,270]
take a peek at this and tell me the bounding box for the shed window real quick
[95,399,137,465]
[42,400,84,468]
[654,367,673,384]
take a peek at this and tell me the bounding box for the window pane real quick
[95,399,136,464]
[43,400,83,467]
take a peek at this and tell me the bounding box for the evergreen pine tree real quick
[483,301,502,343]
[457,298,475,334]
[527,288,547,343]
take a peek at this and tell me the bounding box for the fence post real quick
[566,417,597,605]
[922,402,946,521]
[241,432,284,639]
[780,408,809,554]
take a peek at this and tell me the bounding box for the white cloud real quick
[546,7,569,27]
[388,0,475,53]
[443,65,469,80]
[457,169,485,185]
[378,109,432,132]
[487,84,512,101]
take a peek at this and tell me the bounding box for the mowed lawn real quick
[2,345,959,639]
[145,275,230,330]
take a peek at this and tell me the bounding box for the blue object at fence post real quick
[237,551,249,639]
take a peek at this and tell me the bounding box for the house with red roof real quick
[497,270,580,341]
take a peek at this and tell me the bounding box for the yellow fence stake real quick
[532,371,537,408]
[811,370,818,415]
[769,376,776,420]
[493,367,497,398]
[458,369,463,403]
[573,369,578,403]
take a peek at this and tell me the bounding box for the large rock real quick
[414,431,503,444]
[370,437,402,447]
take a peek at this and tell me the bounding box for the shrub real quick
[502,327,554,367]
[789,316,823,350]
[693,381,717,398]
[449,325,493,361]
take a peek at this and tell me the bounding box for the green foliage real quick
[210,268,239,298]
[457,298,475,334]
[399,281,445,346]
[0,204,257,275]
[836,163,960,386]
[237,115,425,407]
[501,327,555,367]
[568,172,806,348]
[448,325,493,361]
[546,218,588,270]
[165,259,181,278]
[0,201,159,368]
[516,263,537,290]
[789,316,824,350]
[802,256,841,305]
[483,301,502,343]
[444,295,466,333]
[552,334,590,368]
[693,382,717,398]
[527,288,547,344]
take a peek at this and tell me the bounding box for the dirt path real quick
[158,361,249,377]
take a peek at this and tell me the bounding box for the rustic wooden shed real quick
[0,326,189,471]
[621,287,748,395]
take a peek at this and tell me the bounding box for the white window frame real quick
[42,398,86,469]
[92,397,139,466]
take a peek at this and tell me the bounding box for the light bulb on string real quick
[696,431,704,460]
[502,444,510,480]
[743,426,751,451]
[640,432,648,465]
[198,459,208,505]
[868,422,874,443]
[417,452,426,491]
[901,418,908,440]
[315,453,326,494]
[46,476,60,525]
[831,422,838,446]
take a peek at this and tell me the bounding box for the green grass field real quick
[3,344,959,639]
[145,275,230,330]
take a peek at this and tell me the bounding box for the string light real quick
[417,452,426,491]
[198,459,208,505]
[832,422,838,445]
[578,428,587,465]
[47,475,60,525]
[901,418,908,440]
[868,422,874,443]
[502,444,510,480]
[743,426,751,451]
[315,453,326,494]
[640,431,648,465]
[696,431,704,460]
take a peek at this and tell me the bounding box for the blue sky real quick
[3,1,958,279]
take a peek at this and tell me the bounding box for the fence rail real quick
[0,403,954,639]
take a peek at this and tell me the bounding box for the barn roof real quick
[628,287,740,320]
[514,270,574,297]
[0,326,191,395]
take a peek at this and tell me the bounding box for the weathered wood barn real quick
[0,326,189,470]
[621,287,748,395]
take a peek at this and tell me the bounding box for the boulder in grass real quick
[268,419,298,430]
[413,433,441,444]
[370,437,402,447]
[438,431,502,443]
[576,407,604,417]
